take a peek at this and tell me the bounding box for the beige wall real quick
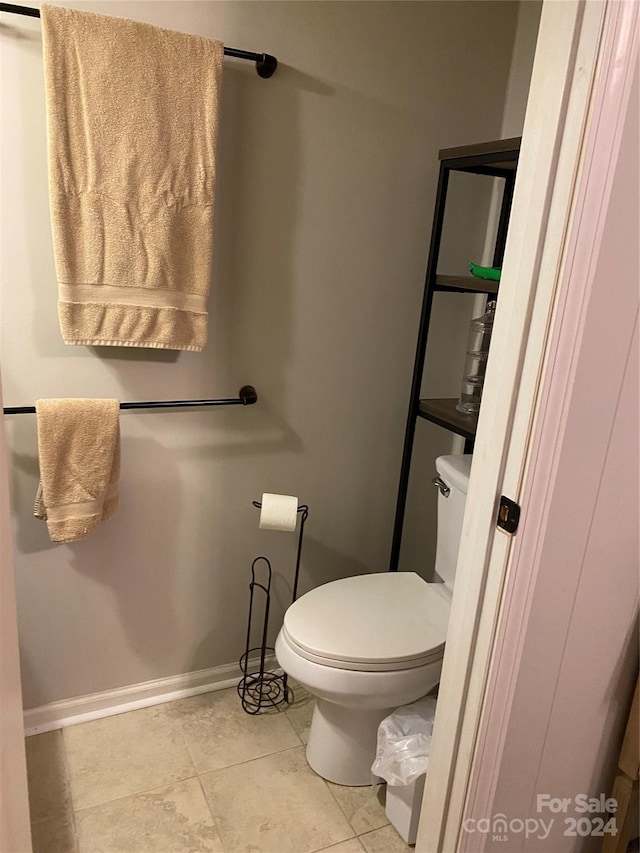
[0,1,520,708]
[398,0,541,576]
[501,0,543,138]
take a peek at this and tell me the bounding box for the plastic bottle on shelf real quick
[456,300,496,415]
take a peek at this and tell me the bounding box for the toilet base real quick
[306,698,393,786]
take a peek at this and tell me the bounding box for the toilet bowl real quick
[275,573,449,785]
[275,454,472,786]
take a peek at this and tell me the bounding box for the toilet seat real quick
[282,572,450,672]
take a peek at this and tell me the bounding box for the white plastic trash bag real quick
[371,697,437,786]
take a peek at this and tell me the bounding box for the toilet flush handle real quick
[432,477,450,498]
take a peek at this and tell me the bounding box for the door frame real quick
[462,0,638,840]
[0,375,32,852]
[415,1,625,849]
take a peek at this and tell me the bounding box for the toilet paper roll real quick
[259,493,298,532]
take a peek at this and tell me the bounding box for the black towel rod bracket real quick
[0,3,278,78]
[3,385,258,415]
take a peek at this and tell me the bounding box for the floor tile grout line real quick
[57,726,81,853]
[168,685,306,764]
[265,685,308,743]
[196,742,306,779]
[284,712,306,746]
[30,694,395,853]
[168,700,202,781]
[196,742,359,853]
[309,834,365,853]
[284,685,315,745]
[61,690,304,814]
[71,772,201,815]
[322,777,391,839]
[48,687,394,849]
[65,700,198,815]
[357,824,409,851]
[194,773,229,853]
[323,777,360,836]
[284,705,309,746]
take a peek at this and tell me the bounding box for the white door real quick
[0,376,32,852]
[416,1,639,850]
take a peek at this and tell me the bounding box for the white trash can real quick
[386,773,427,844]
[371,697,437,845]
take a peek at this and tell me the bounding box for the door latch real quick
[497,496,520,534]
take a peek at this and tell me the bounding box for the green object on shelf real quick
[469,262,501,282]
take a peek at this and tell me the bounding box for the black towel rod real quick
[0,3,278,77]
[3,385,258,414]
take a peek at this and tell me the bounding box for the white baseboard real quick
[24,656,278,736]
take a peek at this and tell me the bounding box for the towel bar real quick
[0,3,278,77]
[3,385,258,415]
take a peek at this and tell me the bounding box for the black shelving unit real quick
[389,137,521,572]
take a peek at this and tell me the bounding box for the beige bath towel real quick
[41,5,224,351]
[34,399,121,543]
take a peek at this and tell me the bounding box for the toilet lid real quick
[283,572,450,672]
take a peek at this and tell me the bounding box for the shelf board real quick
[417,398,478,440]
[435,274,499,295]
[438,137,521,175]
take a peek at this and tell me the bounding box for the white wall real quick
[0,0,520,709]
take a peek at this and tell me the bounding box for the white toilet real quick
[275,454,472,786]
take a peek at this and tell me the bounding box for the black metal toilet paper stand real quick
[237,502,308,714]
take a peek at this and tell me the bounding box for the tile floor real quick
[26,684,412,853]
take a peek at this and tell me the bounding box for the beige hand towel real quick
[34,399,120,543]
[41,5,224,351]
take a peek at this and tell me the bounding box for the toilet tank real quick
[434,455,473,590]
